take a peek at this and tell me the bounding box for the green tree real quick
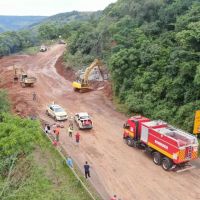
[0,90,10,113]
[0,114,41,158]
[38,24,58,40]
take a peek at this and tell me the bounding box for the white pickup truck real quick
[74,112,93,129]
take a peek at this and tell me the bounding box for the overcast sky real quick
[0,0,117,16]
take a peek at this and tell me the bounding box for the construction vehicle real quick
[13,65,19,82]
[40,45,47,52]
[72,59,102,92]
[58,39,66,44]
[74,112,93,129]
[13,66,36,87]
[20,72,36,87]
[123,115,199,171]
[46,104,68,121]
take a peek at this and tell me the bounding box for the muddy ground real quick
[0,44,199,200]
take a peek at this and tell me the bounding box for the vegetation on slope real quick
[0,31,40,56]
[0,90,93,200]
[30,11,101,28]
[62,0,200,132]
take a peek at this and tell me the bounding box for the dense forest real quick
[0,31,40,55]
[61,0,200,132]
[0,0,200,132]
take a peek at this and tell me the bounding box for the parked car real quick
[40,45,47,52]
[74,112,93,129]
[58,39,66,44]
[46,104,68,121]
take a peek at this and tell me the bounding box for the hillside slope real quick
[30,10,101,28]
[0,16,47,32]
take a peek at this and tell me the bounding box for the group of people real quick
[44,121,80,144]
[44,122,120,199]
[66,157,91,179]
[44,121,91,179]
[66,123,91,178]
[68,122,80,144]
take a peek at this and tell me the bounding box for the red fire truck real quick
[123,116,199,171]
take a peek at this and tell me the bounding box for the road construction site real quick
[0,44,200,200]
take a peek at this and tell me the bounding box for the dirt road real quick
[0,45,200,200]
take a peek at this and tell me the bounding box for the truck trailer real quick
[123,116,199,171]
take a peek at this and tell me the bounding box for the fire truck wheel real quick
[152,152,162,165]
[162,157,173,171]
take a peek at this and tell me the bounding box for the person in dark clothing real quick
[45,124,51,134]
[84,161,90,178]
[32,92,36,101]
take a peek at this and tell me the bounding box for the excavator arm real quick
[72,58,103,92]
[82,59,102,84]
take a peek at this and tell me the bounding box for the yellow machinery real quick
[13,65,19,82]
[72,59,102,92]
[13,66,36,87]
[193,110,200,137]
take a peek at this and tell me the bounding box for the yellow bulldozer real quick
[72,59,103,92]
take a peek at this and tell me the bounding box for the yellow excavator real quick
[72,59,102,92]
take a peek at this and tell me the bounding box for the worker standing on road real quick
[69,116,73,127]
[66,156,73,168]
[75,132,80,145]
[68,125,73,137]
[32,92,36,101]
[45,124,51,134]
[84,161,91,178]
[55,126,60,142]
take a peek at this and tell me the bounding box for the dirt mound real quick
[13,98,37,117]
[55,56,75,82]
[103,81,113,100]
[90,80,105,90]
[0,70,14,88]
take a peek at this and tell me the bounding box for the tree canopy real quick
[63,0,200,131]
